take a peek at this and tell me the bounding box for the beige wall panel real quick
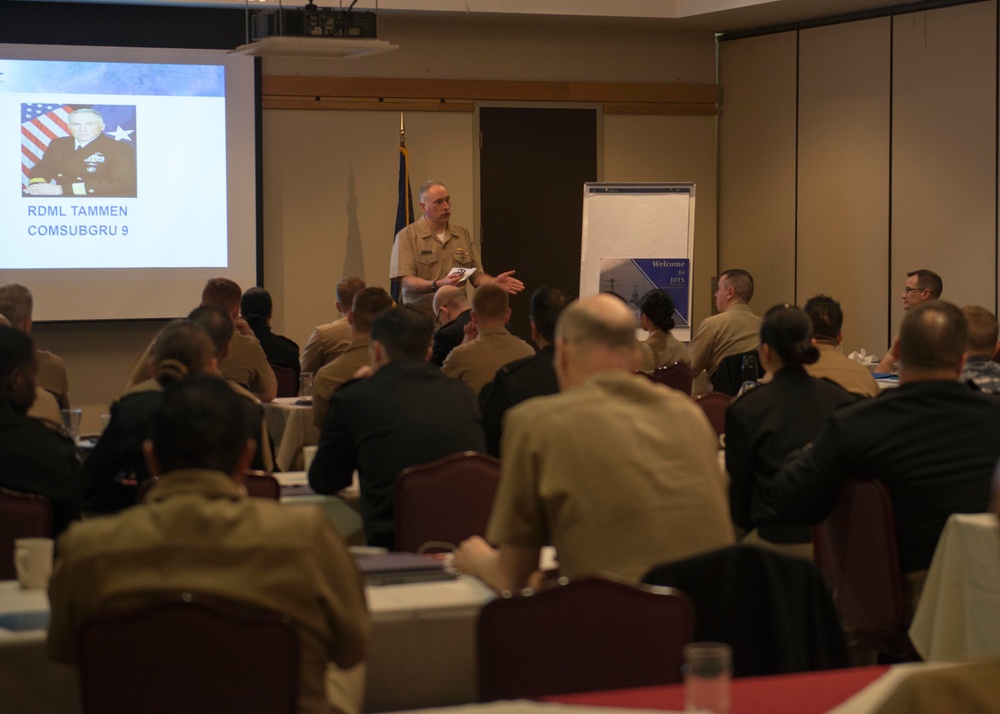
[262,109,475,347]
[604,115,717,329]
[263,15,717,84]
[718,32,797,321]
[797,18,891,356]
[891,2,996,334]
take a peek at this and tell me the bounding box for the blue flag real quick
[392,142,414,303]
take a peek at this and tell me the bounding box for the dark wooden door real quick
[479,108,598,341]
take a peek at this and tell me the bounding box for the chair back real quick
[649,361,698,395]
[478,576,693,701]
[694,391,731,437]
[0,487,53,580]
[271,364,299,398]
[811,478,907,652]
[643,545,849,677]
[79,593,299,714]
[245,471,281,500]
[710,350,762,396]
[394,451,500,553]
[139,473,279,502]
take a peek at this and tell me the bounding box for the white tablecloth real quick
[0,575,495,714]
[264,397,320,471]
[908,512,1000,661]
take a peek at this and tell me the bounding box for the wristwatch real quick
[431,280,438,291]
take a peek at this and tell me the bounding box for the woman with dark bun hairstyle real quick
[724,305,857,559]
[81,320,217,514]
[639,288,689,369]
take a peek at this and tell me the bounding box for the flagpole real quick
[400,111,405,147]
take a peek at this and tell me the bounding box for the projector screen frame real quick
[1,41,263,324]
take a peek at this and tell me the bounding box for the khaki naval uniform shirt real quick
[488,370,735,581]
[441,327,535,397]
[687,304,762,378]
[312,337,372,429]
[805,343,880,398]
[390,217,484,315]
[301,317,353,375]
[36,348,69,408]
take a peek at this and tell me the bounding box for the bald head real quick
[433,285,469,322]
[555,294,640,389]
[895,301,967,378]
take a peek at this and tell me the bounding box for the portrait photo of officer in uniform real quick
[23,106,137,198]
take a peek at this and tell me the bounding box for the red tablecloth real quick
[543,665,890,714]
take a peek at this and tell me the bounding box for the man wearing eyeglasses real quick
[876,268,942,373]
[429,285,473,366]
[24,107,137,198]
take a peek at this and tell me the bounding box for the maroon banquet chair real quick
[244,471,281,500]
[477,576,694,701]
[694,391,732,437]
[271,364,299,399]
[648,361,699,395]
[812,478,915,658]
[137,472,280,503]
[394,451,501,553]
[79,593,299,714]
[0,487,53,580]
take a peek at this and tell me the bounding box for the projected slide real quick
[5,59,228,269]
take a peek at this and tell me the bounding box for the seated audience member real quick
[86,314,274,513]
[0,313,60,431]
[725,306,856,559]
[312,287,394,428]
[803,295,880,398]
[958,305,1000,394]
[49,375,369,714]
[479,285,574,457]
[453,294,734,592]
[442,283,535,396]
[127,278,277,403]
[430,285,472,366]
[687,269,762,384]
[187,306,274,472]
[639,288,689,369]
[603,291,655,371]
[309,307,485,549]
[301,276,365,374]
[0,326,80,536]
[876,268,942,373]
[241,286,300,379]
[0,283,71,410]
[756,301,1000,614]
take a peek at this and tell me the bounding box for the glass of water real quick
[683,642,732,713]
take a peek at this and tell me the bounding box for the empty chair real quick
[648,361,699,395]
[643,545,850,677]
[695,391,731,437]
[0,487,52,580]
[271,364,299,398]
[79,593,299,714]
[477,576,694,701]
[812,477,914,659]
[394,451,500,553]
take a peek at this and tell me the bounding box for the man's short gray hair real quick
[419,180,445,202]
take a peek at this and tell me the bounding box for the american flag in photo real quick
[21,103,73,188]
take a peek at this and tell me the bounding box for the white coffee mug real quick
[14,537,54,590]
